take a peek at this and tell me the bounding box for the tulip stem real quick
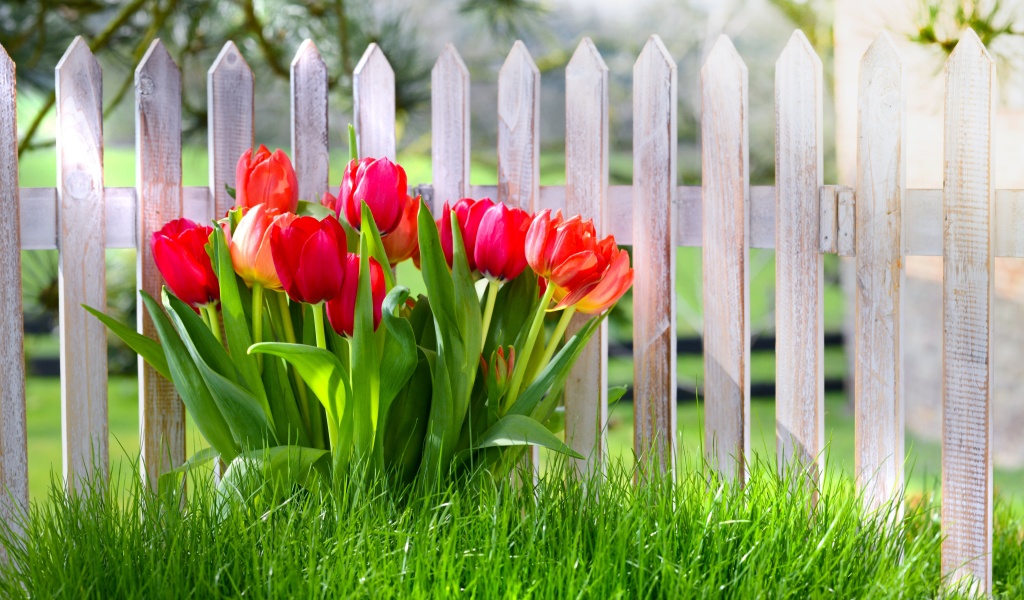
[480,279,500,347]
[252,283,264,370]
[312,302,328,350]
[535,306,577,381]
[503,282,556,415]
[277,293,312,437]
[348,124,358,161]
[204,303,223,345]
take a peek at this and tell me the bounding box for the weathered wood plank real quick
[136,39,185,490]
[632,36,677,474]
[291,40,329,203]
[498,41,540,211]
[0,42,27,557]
[774,31,823,484]
[837,186,856,257]
[941,28,994,595]
[564,37,609,478]
[207,42,253,218]
[854,32,905,511]
[353,44,396,161]
[819,185,838,254]
[701,36,750,482]
[431,44,471,212]
[56,37,108,491]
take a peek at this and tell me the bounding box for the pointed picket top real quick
[291,38,324,70]
[434,43,469,80]
[56,36,101,86]
[777,30,822,72]
[207,41,254,217]
[136,39,180,92]
[635,34,675,78]
[947,27,994,68]
[497,40,540,210]
[353,43,396,160]
[290,39,329,202]
[861,31,902,72]
[432,44,471,212]
[702,35,747,81]
[567,37,608,77]
[500,40,540,81]
[209,40,251,80]
[0,41,12,73]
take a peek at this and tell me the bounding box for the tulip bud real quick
[235,145,299,213]
[338,157,408,236]
[438,197,494,272]
[224,204,298,290]
[151,218,219,308]
[381,195,420,266]
[474,203,532,281]
[325,254,386,337]
[319,191,338,213]
[481,345,515,403]
[270,215,348,304]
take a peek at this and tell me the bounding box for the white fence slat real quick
[837,187,856,257]
[632,35,677,474]
[291,40,330,203]
[854,32,905,510]
[431,44,471,212]
[774,31,824,483]
[136,40,185,490]
[498,41,540,212]
[819,185,838,254]
[564,37,609,478]
[207,42,253,218]
[353,44,396,161]
[56,37,108,491]
[0,42,27,556]
[941,28,994,595]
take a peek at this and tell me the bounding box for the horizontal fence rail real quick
[0,28,1004,592]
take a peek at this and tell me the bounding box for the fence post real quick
[432,44,471,213]
[136,40,185,490]
[854,32,905,512]
[941,28,994,595]
[354,44,396,161]
[564,37,609,478]
[56,37,108,491]
[701,36,750,483]
[208,42,253,219]
[632,36,677,477]
[291,40,330,203]
[0,42,27,556]
[774,31,824,485]
[498,40,541,482]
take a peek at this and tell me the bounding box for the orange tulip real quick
[223,204,298,290]
[235,145,299,213]
[381,195,420,266]
[525,209,605,308]
[555,241,633,314]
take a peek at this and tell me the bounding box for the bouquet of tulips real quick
[89,134,633,494]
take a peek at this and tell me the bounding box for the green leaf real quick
[156,446,219,503]
[360,200,396,291]
[140,291,239,461]
[351,213,382,459]
[608,385,628,407]
[296,200,332,219]
[374,286,420,465]
[483,269,539,358]
[217,445,330,506]
[473,414,583,459]
[262,352,312,447]
[248,343,348,430]
[84,304,171,381]
[382,351,432,484]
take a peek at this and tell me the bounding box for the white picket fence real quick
[0,28,1006,592]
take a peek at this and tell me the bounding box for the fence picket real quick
[774,31,824,483]
[354,44,396,161]
[564,38,609,477]
[941,29,994,595]
[135,40,185,489]
[632,36,677,475]
[701,36,750,482]
[291,40,330,203]
[207,42,253,218]
[55,37,107,491]
[0,42,26,556]
[431,44,471,212]
[854,32,905,511]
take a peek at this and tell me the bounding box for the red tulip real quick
[151,218,219,308]
[270,216,347,304]
[555,241,633,314]
[235,145,299,213]
[224,204,298,290]
[474,203,532,281]
[326,254,386,337]
[320,191,338,213]
[381,195,420,266]
[525,209,605,307]
[439,197,494,272]
[338,157,408,236]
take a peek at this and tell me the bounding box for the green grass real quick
[1,454,1021,598]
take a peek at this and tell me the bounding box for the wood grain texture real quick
[56,37,108,491]
[854,32,905,511]
[819,185,838,254]
[941,29,994,595]
[207,42,253,218]
[701,36,750,482]
[431,44,470,212]
[563,38,609,478]
[837,186,856,257]
[135,40,184,490]
[497,41,540,211]
[0,42,27,557]
[632,36,677,475]
[290,40,329,203]
[353,44,396,161]
[774,31,823,483]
